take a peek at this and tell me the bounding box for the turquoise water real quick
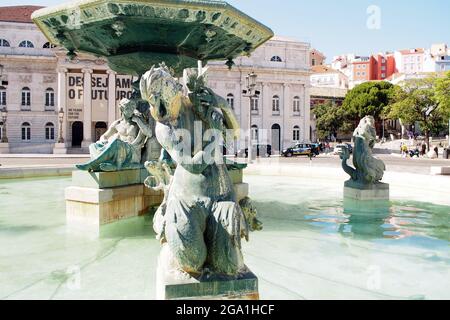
[0,175,448,300]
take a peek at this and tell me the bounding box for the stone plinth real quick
[65,168,248,232]
[344,180,389,201]
[65,169,163,230]
[53,143,68,154]
[157,267,259,300]
[71,168,148,189]
[0,143,10,154]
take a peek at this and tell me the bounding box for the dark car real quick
[236,144,272,158]
[282,143,318,157]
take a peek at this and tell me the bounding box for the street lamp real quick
[57,108,64,143]
[1,107,8,143]
[243,72,258,163]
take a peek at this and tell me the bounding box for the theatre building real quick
[0,6,133,153]
[0,6,311,154]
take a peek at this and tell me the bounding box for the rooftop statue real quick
[76,98,160,172]
[339,116,386,187]
[140,64,259,277]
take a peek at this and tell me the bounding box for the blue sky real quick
[6,0,450,62]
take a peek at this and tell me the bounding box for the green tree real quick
[313,101,348,140]
[342,81,395,135]
[387,76,446,151]
[436,71,450,116]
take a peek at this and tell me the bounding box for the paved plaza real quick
[1,153,449,175]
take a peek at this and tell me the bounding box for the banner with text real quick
[66,73,134,122]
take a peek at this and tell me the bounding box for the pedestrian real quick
[421,143,426,156]
[401,144,408,158]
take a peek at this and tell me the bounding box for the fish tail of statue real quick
[204,201,246,275]
[164,199,208,274]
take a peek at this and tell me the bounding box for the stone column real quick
[107,70,117,126]
[53,67,68,154]
[82,68,93,148]
[282,83,290,150]
[303,83,311,142]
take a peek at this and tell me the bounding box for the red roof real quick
[0,6,44,23]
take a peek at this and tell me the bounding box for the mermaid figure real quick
[140,64,254,277]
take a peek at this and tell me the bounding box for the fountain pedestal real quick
[157,270,259,300]
[65,169,248,233]
[344,180,390,201]
[156,245,259,300]
[65,169,163,231]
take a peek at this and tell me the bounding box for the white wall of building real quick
[208,36,311,152]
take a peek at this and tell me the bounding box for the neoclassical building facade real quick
[207,36,311,153]
[0,6,311,154]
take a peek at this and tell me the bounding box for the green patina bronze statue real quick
[339,116,386,187]
[76,98,160,172]
[140,64,259,277]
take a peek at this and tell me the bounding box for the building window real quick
[0,121,3,140]
[19,40,34,48]
[0,39,10,47]
[250,97,259,112]
[43,42,56,49]
[293,96,301,113]
[226,93,234,110]
[21,122,31,141]
[293,126,300,141]
[272,95,280,112]
[312,58,316,66]
[251,125,258,141]
[21,87,31,109]
[0,86,6,106]
[271,56,282,62]
[45,88,55,109]
[45,122,55,140]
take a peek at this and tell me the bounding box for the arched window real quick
[19,40,34,48]
[271,56,282,62]
[293,96,301,113]
[251,125,258,141]
[0,39,10,47]
[272,95,280,112]
[21,87,31,108]
[45,122,55,140]
[43,42,56,49]
[45,88,55,108]
[226,93,234,110]
[250,96,259,112]
[0,86,6,106]
[21,122,31,141]
[293,126,300,141]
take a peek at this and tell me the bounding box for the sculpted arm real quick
[132,115,153,138]
[100,120,120,142]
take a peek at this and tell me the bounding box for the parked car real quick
[282,143,317,157]
[333,143,353,155]
[236,144,272,158]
